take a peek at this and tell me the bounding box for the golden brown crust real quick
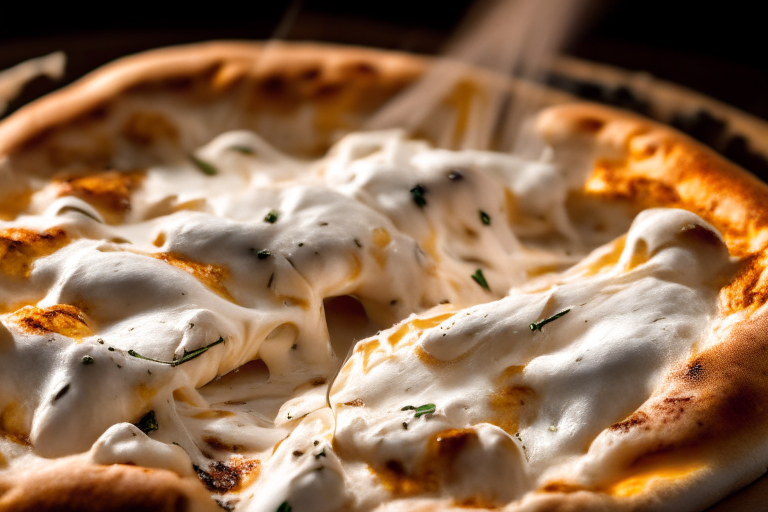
[0,459,220,512]
[537,103,768,256]
[0,41,425,169]
[537,103,768,316]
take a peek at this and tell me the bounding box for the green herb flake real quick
[410,185,427,208]
[402,422,408,430]
[230,145,255,155]
[479,210,491,225]
[315,449,326,460]
[414,403,436,417]
[277,502,292,512]
[81,355,94,365]
[190,155,218,176]
[136,410,159,434]
[256,249,271,260]
[314,440,320,446]
[471,269,490,291]
[529,309,571,332]
[264,210,279,223]
[128,336,224,367]
[402,403,436,418]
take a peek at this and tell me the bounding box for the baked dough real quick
[2,42,768,512]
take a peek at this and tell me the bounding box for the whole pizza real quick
[1,41,768,512]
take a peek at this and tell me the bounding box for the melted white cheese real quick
[0,130,732,511]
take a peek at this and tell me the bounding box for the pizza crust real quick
[0,458,219,512]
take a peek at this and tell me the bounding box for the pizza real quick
[1,41,768,512]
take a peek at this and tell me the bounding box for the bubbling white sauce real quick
[0,130,732,511]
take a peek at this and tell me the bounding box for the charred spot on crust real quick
[195,458,261,493]
[684,361,705,381]
[609,411,649,434]
[721,253,768,313]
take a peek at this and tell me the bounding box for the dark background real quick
[2,0,767,120]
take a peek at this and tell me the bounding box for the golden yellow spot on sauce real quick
[0,227,69,278]
[372,227,391,248]
[9,304,93,341]
[609,463,702,497]
[56,170,145,224]
[153,252,235,302]
[526,264,563,278]
[0,189,32,221]
[355,338,381,373]
[412,313,454,330]
[387,324,411,349]
[369,461,438,497]
[173,198,207,212]
[173,388,201,406]
[192,410,236,420]
[422,229,440,265]
[487,371,537,436]
[582,235,626,276]
[370,226,392,268]
[0,402,30,446]
[348,253,362,281]
[624,239,649,272]
[152,232,166,247]
[0,449,6,468]
[136,384,157,402]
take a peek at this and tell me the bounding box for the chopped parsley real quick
[81,355,94,365]
[255,249,271,260]
[128,336,224,367]
[264,210,279,223]
[402,422,408,430]
[410,185,427,208]
[190,155,218,176]
[315,449,326,460]
[471,269,490,291]
[402,403,436,418]
[479,210,491,225]
[136,410,159,434]
[277,502,292,512]
[529,309,571,332]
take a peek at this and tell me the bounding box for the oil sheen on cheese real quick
[0,130,733,511]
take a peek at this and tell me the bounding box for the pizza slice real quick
[1,42,768,512]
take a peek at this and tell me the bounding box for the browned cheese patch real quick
[56,170,145,224]
[369,428,506,507]
[9,304,94,341]
[153,252,235,302]
[195,457,261,493]
[0,227,69,278]
[0,402,30,446]
[487,365,537,437]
